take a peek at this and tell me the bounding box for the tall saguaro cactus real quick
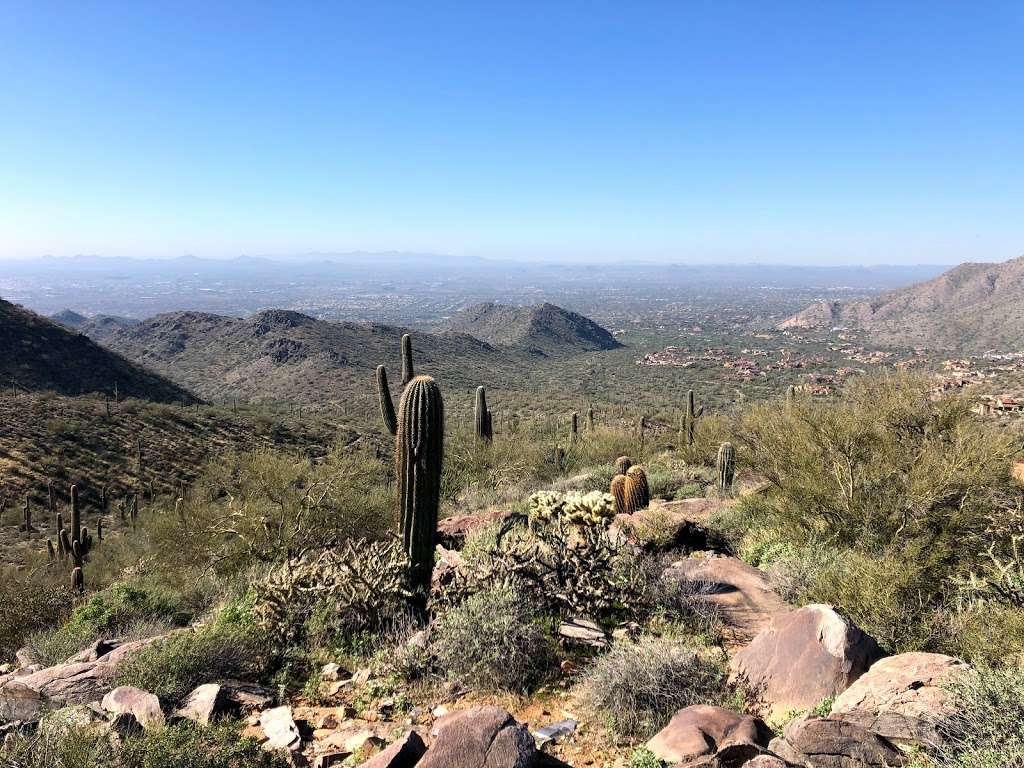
[70,485,82,548]
[570,412,579,443]
[717,442,736,492]
[475,386,492,442]
[401,334,415,385]
[586,406,595,432]
[684,389,705,446]
[396,375,444,607]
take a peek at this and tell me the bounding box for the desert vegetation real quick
[2,363,1024,767]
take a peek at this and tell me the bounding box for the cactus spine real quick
[474,386,492,442]
[400,333,414,385]
[684,390,704,446]
[717,442,736,492]
[396,375,444,607]
[375,365,398,436]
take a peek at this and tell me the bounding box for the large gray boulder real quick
[768,715,905,768]
[730,605,882,719]
[646,704,773,765]
[418,706,534,768]
[358,731,427,767]
[829,652,968,749]
[102,686,165,730]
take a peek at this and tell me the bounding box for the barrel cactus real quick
[396,375,444,607]
[614,456,633,476]
[717,442,736,492]
[610,474,627,516]
[624,466,650,513]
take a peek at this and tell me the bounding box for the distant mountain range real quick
[779,255,1024,351]
[0,298,191,402]
[66,302,619,404]
[435,302,621,355]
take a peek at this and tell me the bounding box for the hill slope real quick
[435,302,621,355]
[0,298,191,402]
[779,256,1024,351]
[93,309,521,405]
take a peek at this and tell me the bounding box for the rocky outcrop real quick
[829,652,968,749]
[417,706,534,768]
[768,715,905,767]
[668,555,789,644]
[174,683,236,725]
[645,705,773,765]
[0,637,157,722]
[730,605,882,719]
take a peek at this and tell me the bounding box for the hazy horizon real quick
[2,2,1021,265]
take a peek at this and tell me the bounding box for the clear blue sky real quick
[1,1,1021,264]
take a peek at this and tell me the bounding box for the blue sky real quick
[1,1,1021,264]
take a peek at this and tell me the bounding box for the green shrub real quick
[28,579,191,666]
[117,722,288,768]
[0,566,70,660]
[0,716,114,768]
[935,666,1024,767]
[431,585,556,692]
[113,600,271,707]
[628,746,667,768]
[575,635,730,740]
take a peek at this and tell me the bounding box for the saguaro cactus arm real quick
[376,365,398,436]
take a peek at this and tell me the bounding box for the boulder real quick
[358,731,427,767]
[668,555,788,643]
[418,706,534,768]
[743,757,790,768]
[436,508,515,548]
[768,715,905,768]
[557,617,608,648]
[646,705,773,765]
[221,679,275,712]
[730,605,882,719]
[260,705,303,751]
[174,683,235,725]
[829,652,968,748]
[101,686,165,730]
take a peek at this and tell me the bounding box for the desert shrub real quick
[27,578,191,666]
[431,585,556,692]
[934,665,1024,767]
[678,412,735,465]
[117,722,288,768]
[650,567,722,638]
[933,605,1024,666]
[576,635,730,740]
[629,746,668,768]
[0,717,114,768]
[0,565,70,660]
[113,599,271,707]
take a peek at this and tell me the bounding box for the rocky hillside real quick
[0,298,191,402]
[90,309,520,405]
[435,302,621,356]
[52,308,138,338]
[779,255,1024,351]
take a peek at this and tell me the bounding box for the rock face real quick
[359,731,427,767]
[101,686,165,730]
[417,706,534,768]
[646,705,773,765]
[668,556,789,644]
[769,715,906,767]
[829,652,968,748]
[730,605,882,719]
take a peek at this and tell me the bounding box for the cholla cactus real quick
[528,491,566,522]
[253,537,412,643]
[528,490,615,526]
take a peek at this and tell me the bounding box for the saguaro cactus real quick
[70,485,82,549]
[586,406,595,432]
[475,386,492,442]
[401,333,414,385]
[684,390,705,446]
[71,566,84,593]
[396,375,444,606]
[21,496,32,533]
[717,442,736,492]
[570,412,579,443]
[376,365,398,436]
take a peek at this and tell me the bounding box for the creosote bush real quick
[575,635,730,740]
[431,585,556,692]
[935,665,1024,767]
